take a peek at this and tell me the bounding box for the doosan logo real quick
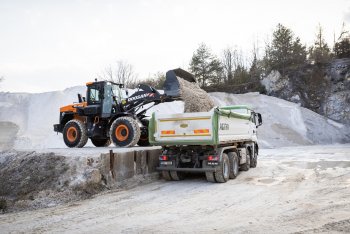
[127,93,153,102]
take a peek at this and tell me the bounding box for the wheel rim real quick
[67,127,77,142]
[223,159,229,178]
[115,124,129,141]
[233,158,238,175]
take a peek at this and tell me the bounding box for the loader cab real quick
[86,81,124,118]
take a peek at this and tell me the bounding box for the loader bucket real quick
[163,68,196,98]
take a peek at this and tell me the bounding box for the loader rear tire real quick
[63,119,88,148]
[214,153,230,183]
[110,117,141,148]
[91,138,111,147]
[137,119,150,146]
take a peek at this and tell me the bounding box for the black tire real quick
[240,149,251,171]
[170,171,185,181]
[228,152,239,179]
[63,119,88,148]
[214,153,230,183]
[90,138,111,147]
[205,171,216,183]
[138,119,150,146]
[250,148,258,168]
[162,171,172,181]
[110,117,141,147]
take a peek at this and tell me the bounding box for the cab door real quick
[101,84,113,118]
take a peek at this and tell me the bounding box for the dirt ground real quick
[1,144,349,233]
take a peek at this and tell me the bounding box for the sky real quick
[1,0,350,93]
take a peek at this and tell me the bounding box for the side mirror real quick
[256,113,262,127]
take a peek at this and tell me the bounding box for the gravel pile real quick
[177,78,215,112]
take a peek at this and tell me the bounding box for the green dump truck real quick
[149,105,262,183]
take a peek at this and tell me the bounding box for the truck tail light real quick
[159,155,168,161]
[207,155,218,161]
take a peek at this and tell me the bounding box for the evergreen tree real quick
[263,24,307,73]
[334,22,350,58]
[189,43,223,87]
[334,38,350,58]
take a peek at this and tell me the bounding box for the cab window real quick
[88,87,101,104]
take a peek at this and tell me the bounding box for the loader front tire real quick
[63,119,88,148]
[91,138,111,147]
[110,117,141,147]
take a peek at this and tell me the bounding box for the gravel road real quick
[1,144,350,233]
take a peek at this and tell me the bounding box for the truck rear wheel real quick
[214,153,230,183]
[250,149,258,168]
[91,138,111,147]
[161,171,172,181]
[110,117,141,147]
[228,152,239,179]
[205,171,216,183]
[170,171,185,181]
[240,150,251,171]
[63,119,88,148]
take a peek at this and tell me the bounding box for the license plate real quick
[160,161,173,165]
[207,161,218,166]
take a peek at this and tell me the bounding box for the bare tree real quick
[99,60,138,87]
[222,47,247,84]
[222,47,234,83]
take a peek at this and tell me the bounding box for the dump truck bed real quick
[149,105,257,146]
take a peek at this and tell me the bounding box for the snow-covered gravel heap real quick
[0,87,349,149]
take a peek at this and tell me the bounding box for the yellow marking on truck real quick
[160,134,211,137]
[161,130,175,135]
[159,117,211,122]
[194,129,209,134]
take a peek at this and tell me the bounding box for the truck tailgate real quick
[153,111,214,143]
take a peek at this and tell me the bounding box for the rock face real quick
[323,91,350,124]
[261,59,350,125]
[261,70,287,94]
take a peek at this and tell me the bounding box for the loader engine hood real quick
[59,102,87,113]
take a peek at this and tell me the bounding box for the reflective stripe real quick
[194,129,209,134]
[161,130,175,135]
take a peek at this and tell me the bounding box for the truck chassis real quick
[157,141,258,183]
